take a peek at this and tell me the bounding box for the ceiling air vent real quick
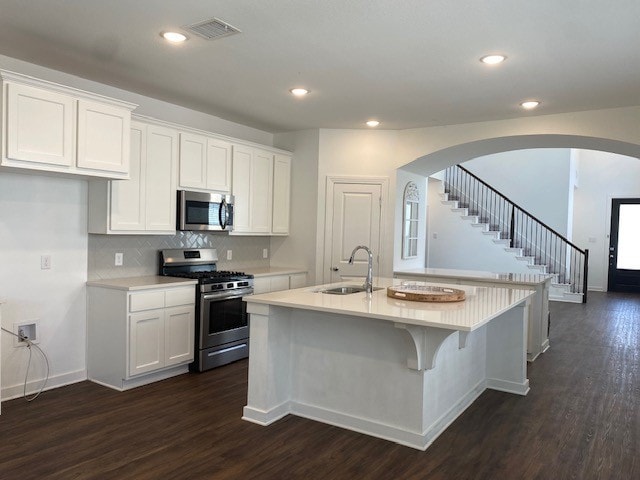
[183,17,241,40]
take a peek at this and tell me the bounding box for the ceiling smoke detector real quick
[183,17,241,40]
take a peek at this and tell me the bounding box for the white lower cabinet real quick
[87,283,195,391]
[252,272,307,294]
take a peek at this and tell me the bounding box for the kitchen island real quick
[242,278,534,450]
[394,268,552,361]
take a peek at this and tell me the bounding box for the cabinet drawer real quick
[165,287,195,307]
[129,291,165,312]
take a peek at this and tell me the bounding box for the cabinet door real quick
[231,145,253,233]
[250,149,274,233]
[5,82,74,167]
[129,310,165,376]
[289,273,307,289]
[145,125,178,232]
[165,306,195,367]
[270,275,290,292]
[272,154,291,235]
[206,138,232,192]
[252,277,271,294]
[77,100,130,174]
[110,122,146,230]
[178,133,207,189]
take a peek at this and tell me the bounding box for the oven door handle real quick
[202,289,254,301]
[207,343,247,357]
[219,199,228,230]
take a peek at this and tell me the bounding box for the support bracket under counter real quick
[394,323,469,371]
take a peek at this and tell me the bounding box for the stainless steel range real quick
[159,248,253,371]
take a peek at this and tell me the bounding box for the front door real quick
[326,181,383,283]
[607,198,640,292]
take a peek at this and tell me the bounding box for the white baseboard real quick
[242,401,291,425]
[243,379,487,451]
[2,368,87,401]
[486,377,530,396]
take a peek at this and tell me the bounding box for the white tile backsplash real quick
[88,232,270,279]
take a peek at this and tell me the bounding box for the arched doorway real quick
[396,134,640,293]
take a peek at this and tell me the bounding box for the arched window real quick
[402,182,419,259]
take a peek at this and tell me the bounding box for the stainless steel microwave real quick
[177,190,234,232]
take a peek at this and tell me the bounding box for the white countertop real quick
[394,268,552,286]
[244,277,534,332]
[86,275,197,291]
[244,267,307,277]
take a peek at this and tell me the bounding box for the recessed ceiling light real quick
[480,54,506,65]
[520,100,541,109]
[290,88,309,97]
[366,120,380,127]
[162,31,187,43]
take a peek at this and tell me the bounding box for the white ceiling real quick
[0,0,639,133]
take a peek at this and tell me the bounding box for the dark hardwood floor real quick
[1,291,639,479]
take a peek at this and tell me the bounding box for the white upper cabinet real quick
[231,146,291,236]
[5,82,75,167]
[144,124,178,231]
[88,119,178,234]
[179,132,232,192]
[77,100,130,174]
[272,153,291,235]
[1,70,136,179]
[231,145,273,235]
[108,122,146,231]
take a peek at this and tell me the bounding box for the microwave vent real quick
[183,17,241,40]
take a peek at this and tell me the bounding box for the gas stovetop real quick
[168,270,253,284]
[159,248,253,287]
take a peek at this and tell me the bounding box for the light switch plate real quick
[227,250,233,260]
[115,252,124,266]
[41,255,51,270]
[263,248,268,259]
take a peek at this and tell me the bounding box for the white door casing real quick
[324,177,387,284]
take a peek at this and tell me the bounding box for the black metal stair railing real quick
[443,165,589,302]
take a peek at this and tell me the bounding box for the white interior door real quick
[327,182,382,283]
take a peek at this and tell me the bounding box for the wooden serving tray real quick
[387,284,466,302]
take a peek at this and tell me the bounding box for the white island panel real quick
[394,268,551,361]
[243,278,532,450]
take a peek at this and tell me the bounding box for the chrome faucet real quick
[348,245,374,294]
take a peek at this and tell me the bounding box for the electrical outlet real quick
[41,255,51,270]
[13,321,37,347]
[227,250,233,260]
[263,248,268,259]
[115,252,124,266]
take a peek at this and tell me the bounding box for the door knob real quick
[331,267,339,271]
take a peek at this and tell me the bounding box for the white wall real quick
[317,129,402,283]
[462,149,572,235]
[572,150,640,291]
[0,172,88,399]
[271,129,320,283]
[399,107,640,177]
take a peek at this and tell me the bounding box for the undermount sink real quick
[321,285,383,295]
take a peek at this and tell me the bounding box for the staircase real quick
[440,165,589,303]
